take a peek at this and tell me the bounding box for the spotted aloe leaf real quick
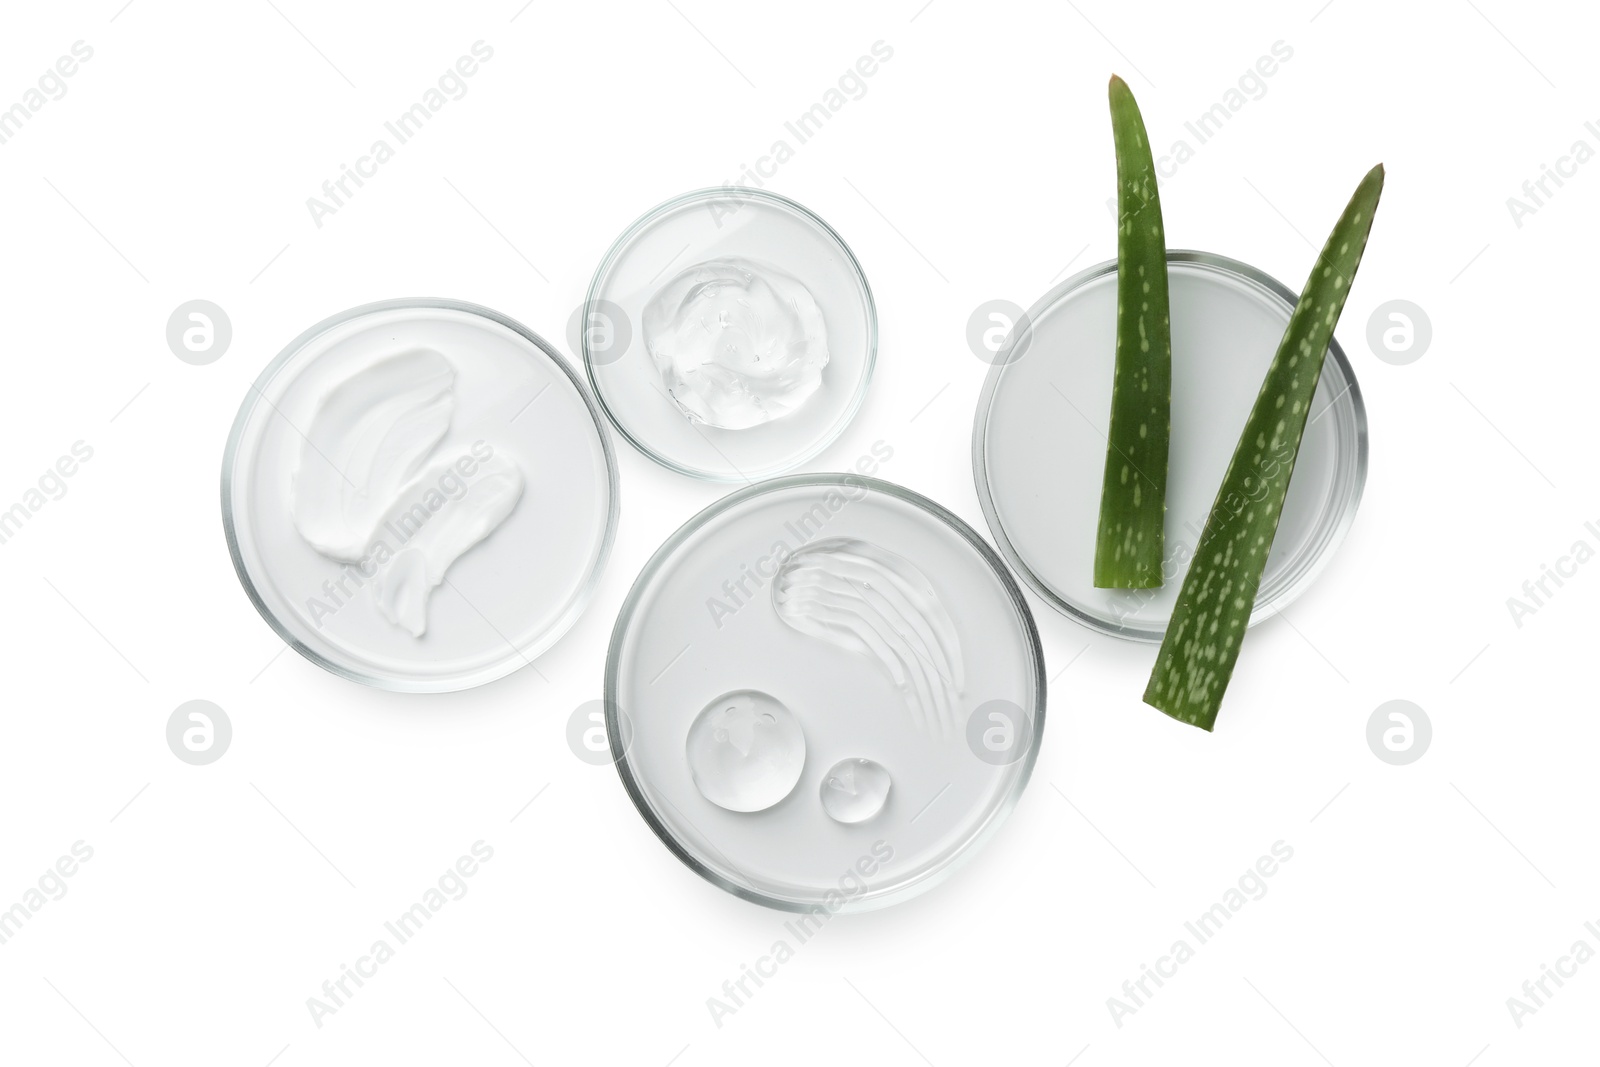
[1144,164,1385,730]
[1095,75,1172,589]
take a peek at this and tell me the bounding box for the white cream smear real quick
[290,349,524,637]
[642,256,829,429]
[772,537,965,736]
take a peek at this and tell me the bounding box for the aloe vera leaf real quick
[1094,75,1172,589]
[1144,164,1385,730]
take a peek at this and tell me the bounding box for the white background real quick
[1,1,1595,1064]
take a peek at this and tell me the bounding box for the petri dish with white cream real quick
[582,188,877,481]
[605,474,1045,911]
[973,251,1368,641]
[223,298,618,692]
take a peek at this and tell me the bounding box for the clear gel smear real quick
[772,537,964,737]
[288,349,525,638]
[642,257,829,430]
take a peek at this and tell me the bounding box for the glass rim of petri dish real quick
[221,296,621,692]
[582,186,879,482]
[971,249,1369,643]
[603,472,1048,913]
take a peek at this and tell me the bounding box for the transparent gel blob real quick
[685,690,807,812]
[641,256,829,430]
[820,758,892,824]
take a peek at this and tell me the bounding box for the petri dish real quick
[605,474,1046,912]
[582,188,877,481]
[973,250,1367,641]
[223,298,619,692]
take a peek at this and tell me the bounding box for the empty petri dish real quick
[605,474,1045,912]
[974,251,1367,641]
[582,188,877,481]
[223,298,618,692]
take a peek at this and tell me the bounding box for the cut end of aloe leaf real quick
[1093,74,1172,590]
[1143,164,1385,731]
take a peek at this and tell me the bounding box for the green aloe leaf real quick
[1144,163,1385,730]
[1095,75,1172,589]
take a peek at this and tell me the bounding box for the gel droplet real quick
[642,257,829,429]
[820,758,892,824]
[685,690,806,812]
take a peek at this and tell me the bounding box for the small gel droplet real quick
[820,758,891,824]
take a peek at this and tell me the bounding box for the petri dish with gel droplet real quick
[605,474,1045,912]
[222,298,619,692]
[582,188,877,481]
[973,251,1367,641]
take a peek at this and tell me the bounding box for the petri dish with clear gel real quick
[605,474,1045,912]
[582,188,877,481]
[973,250,1368,641]
[223,298,619,692]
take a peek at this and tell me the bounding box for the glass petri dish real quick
[605,474,1046,912]
[222,298,619,692]
[582,188,877,481]
[973,250,1367,641]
